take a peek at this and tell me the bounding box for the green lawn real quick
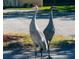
[55,5,75,12]
[5,5,75,12]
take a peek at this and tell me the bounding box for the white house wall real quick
[3,0,43,7]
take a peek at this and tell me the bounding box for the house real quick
[3,0,53,8]
[3,0,43,8]
[3,0,74,8]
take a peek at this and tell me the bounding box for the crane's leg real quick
[34,45,37,59]
[40,48,43,59]
[47,43,52,59]
[48,43,50,59]
[35,50,37,59]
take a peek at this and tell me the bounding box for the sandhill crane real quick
[30,5,48,58]
[43,6,55,59]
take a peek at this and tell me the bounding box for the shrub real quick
[23,3,33,8]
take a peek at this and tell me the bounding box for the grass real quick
[50,35,75,47]
[4,5,75,12]
[3,32,75,48]
[55,5,75,12]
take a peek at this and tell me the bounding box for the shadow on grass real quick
[3,40,75,59]
[3,10,75,20]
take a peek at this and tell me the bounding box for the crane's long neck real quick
[30,10,38,31]
[32,10,38,23]
[49,9,53,24]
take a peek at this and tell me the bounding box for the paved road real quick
[3,17,75,36]
[3,10,75,35]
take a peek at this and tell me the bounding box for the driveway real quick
[3,17,75,36]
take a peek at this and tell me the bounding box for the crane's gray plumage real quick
[43,7,55,42]
[29,6,55,59]
[43,7,55,59]
[30,9,48,50]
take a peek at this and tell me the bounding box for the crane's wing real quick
[43,25,55,41]
[30,29,48,50]
[43,11,55,41]
[38,30,48,50]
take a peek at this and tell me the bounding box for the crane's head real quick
[50,6,53,11]
[33,5,38,12]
